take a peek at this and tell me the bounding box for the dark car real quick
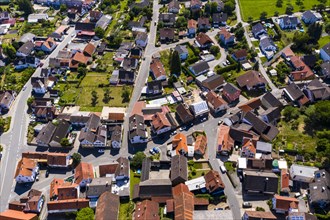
[45,170,49,178]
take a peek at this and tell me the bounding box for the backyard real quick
[318,35,330,48]
[238,0,327,21]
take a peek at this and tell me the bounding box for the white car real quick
[98,149,104,153]
[149,149,155,155]
[220,165,227,173]
[23,86,27,91]
[218,120,223,125]
[222,62,227,66]
[226,60,230,65]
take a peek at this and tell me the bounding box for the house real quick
[206,91,228,114]
[36,122,56,147]
[9,189,44,213]
[260,107,281,125]
[16,41,34,57]
[204,170,225,195]
[217,124,234,156]
[174,45,188,60]
[41,38,56,53]
[172,133,188,156]
[159,13,176,26]
[259,35,277,59]
[194,135,207,156]
[272,194,299,213]
[168,0,180,13]
[309,169,330,209]
[170,155,188,186]
[159,28,175,42]
[302,10,321,24]
[187,19,197,36]
[98,157,130,181]
[261,92,282,109]
[242,211,276,220]
[219,28,235,46]
[302,54,317,68]
[237,70,267,90]
[320,43,330,61]
[15,158,39,183]
[28,14,48,23]
[281,47,295,60]
[195,32,213,49]
[201,74,225,91]
[279,16,300,30]
[147,80,163,95]
[90,10,103,22]
[197,17,210,31]
[210,0,224,12]
[0,90,16,112]
[31,77,46,94]
[252,23,266,39]
[14,56,40,70]
[256,141,272,154]
[189,101,209,118]
[240,138,257,158]
[150,58,167,80]
[212,13,227,27]
[288,212,317,220]
[171,184,194,220]
[0,209,38,220]
[189,61,210,76]
[121,57,138,71]
[232,49,248,62]
[238,97,262,113]
[244,171,278,194]
[303,79,330,102]
[135,32,148,48]
[83,43,96,57]
[222,83,241,104]
[47,199,89,214]
[289,164,318,183]
[86,177,112,206]
[95,192,120,220]
[175,103,194,124]
[151,112,172,135]
[74,162,94,187]
[70,52,89,69]
[190,0,202,11]
[19,33,36,44]
[79,125,107,148]
[289,56,315,81]
[129,114,148,144]
[134,200,160,220]
[282,83,309,106]
[96,15,112,30]
[109,125,122,148]
[48,120,71,148]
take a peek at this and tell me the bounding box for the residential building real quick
[256,141,272,154]
[272,194,299,213]
[252,23,266,39]
[288,212,317,220]
[302,10,321,24]
[189,61,210,76]
[259,35,277,59]
[48,120,71,148]
[0,90,16,112]
[190,0,202,11]
[9,189,44,214]
[205,91,228,114]
[109,125,122,148]
[151,112,172,135]
[95,192,120,220]
[134,200,160,220]
[244,171,278,194]
[159,28,175,42]
[217,124,234,156]
[260,107,281,125]
[261,92,283,109]
[172,133,188,156]
[169,0,180,13]
[174,44,188,60]
[219,28,235,45]
[19,33,36,44]
[147,80,163,95]
[170,155,188,186]
[289,56,315,81]
[242,211,276,220]
[118,69,135,84]
[175,103,194,124]
[187,19,197,36]
[289,164,318,183]
[281,47,295,60]
[159,13,176,26]
[83,43,96,57]
[194,135,207,156]
[47,199,89,214]
[204,170,225,195]
[281,169,290,193]
[96,15,112,30]
[49,178,79,201]
[28,14,48,23]
[98,157,130,181]
[135,32,148,48]
[212,12,227,27]
[222,83,241,103]
[232,49,248,62]
[279,16,300,29]
[171,184,194,220]
[303,79,330,102]
[195,32,213,48]
[237,70,267,91]
[16,41,34,57]
[210,0,224,11]
[150,58,167,80]
[74,162,94,187]
[41,38,56,53]
[0,209,38,220]
[201,74,225,92]
[197,17,210,31]
[129,114,148,144]
[282,83,309,106]
[86,177,112,207]
[320,43,330,61]
[15,158,39,183]
[240,138,257,158]
[189,101,209,118]
[309,169,330,209]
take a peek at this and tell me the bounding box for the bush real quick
[256,207,265,211]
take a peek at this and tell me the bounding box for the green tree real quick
[95,26,105,39]
[176,16,187,29]
[325,22,330,34]
[247,16,253,23]
[285,4,294,14]
[72,153,82,166]
[121,86,130,103]
[276,0,283,7]
[91,90,98,106]
[27,96,35,107]
[77,67,87,78]
[0,144,3,152]
[60,138,70,146]
[130,152,146,169]
[76,207,94,220]
[2,44,16,61]
[209,45,220,56]
[307,22,323,42]
[170,50,181,76]
[36,50,45,58]
[224,2,235,16]
[292,32,310,51]
[260,11,267,20]
[103,88,111,104]
[60,4,67,13]
[282,106,300,121]
[17,0,34,16]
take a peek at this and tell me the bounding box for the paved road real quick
[0,27,76,212]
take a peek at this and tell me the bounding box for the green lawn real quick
[130,170,141,197]
[119,201,134,220]
[97,52,115,72]
[238,0,328,21]
[318,36,330,48]
[160,50,171,75]
[79,72,109,87]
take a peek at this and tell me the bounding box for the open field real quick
[238,0,329,21]
[318,36,330,48]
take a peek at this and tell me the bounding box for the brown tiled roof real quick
[47,153,68,166]
[151,112,171,131]
[206,91,227,109]
[281,169,290,191]
[238,97,262,113]
[72,52,89,64]
[204,170,225,193]
[0,209,38,220]
[175,103,194,124]
[196,32,213,46]
[15,158,38,178]
[237,70,267,88]
[83,43,96,57]
[172,184,194,220]
[95,192,120,220]
[194,135,207,155]
[194,197,209,206]
[217,124,234,153]
[282,47,295,58]
[150,58,166,79]
[50,178,79,200]
[187,19,197,29]
[172,133,188,155]
[244,211,277,219]
[241,137,257,155]
[74,162,94,184]
[233,49,248,59]
[134,200,160,220]
[98,163,118,177]
[274,194,299,211]
[43,37,56,49]
[47,199,89,211]
[108,112,125,121]
[166,199,174,213]
[219,28,233,40]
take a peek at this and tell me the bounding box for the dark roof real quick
[309,169,330,204]
[189,61,210,75]
[288,212,317,220]
[135,32,148,41]
[302,54,317,67]
[174,45,188,55]
[244,171,278,194]
[302,10,316,20]
[129,114,147,138]
[261,92,282,108]
[233,49,248,59]
[223,83,240,95]
[18,41,34,55]
[170,155,188,185]
[159,28,175,39]
[110,125,122,142]
[147,80,163,91]
[95,192,120,220]
[229,127,256,143]
[260,107,281,124]
[252,23,265,36]
[36,122,56,145]
[141,157,152,182]
[119,69,135,81]
[212,13,227,23]
[281,16,299,26]
[284,83,304,101]
[201,74,225,91]
[122,58,138,71]
[204,170,225,193]
[86,177,112,198]
[236,70,267,88]
[321,43,330,56]
[244,111,269,134]
[260,36,275,49]
[75,22,96,31]
[176,103,194,124]
[86,114,101,131]
[169,0,180,10]
[159,13,176,23]
[115,157,130,178]
[50,119,71,146]
[320,61,330,77]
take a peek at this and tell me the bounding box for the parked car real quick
[128,155,133,160]
[98,149,104,153]
[36,176,39,181]
[218,119,223,125]
[226,60,230,65]
[171,130,177,136]
[214,208,223,210]
[153,147,159,154]
[45,170,49,178]
[222,62,227,66]
[23,86,27,91]
[149,149,155,155]
[220,165,227,173]
[242,202,252,208]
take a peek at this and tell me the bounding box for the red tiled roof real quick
[74,162,94,184]
[47,199,89,211]
[151,112,171,131]
[204,170,225,193]
[196,32,213,46]
[219,28,233,40]
[194,135,207,155]
[172,133,188,155]
[187,19,197,29]
[206,91,228,109]
[0,209,37,220]
[281,169,290,191]
[172,184,194,220]
[150,58,166,79]
[134,200,160,220]
[217,124,234,153]
[83,43,96,57]
[282,47,295,58]
[15,158,38,178]
[274,194,299,211]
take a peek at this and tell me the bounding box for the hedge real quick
[216,64,237,74]
[182,65,196,79]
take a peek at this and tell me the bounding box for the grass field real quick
[318,36,330,48]
[238,0,329,21]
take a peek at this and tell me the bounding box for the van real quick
[220,165,227,173]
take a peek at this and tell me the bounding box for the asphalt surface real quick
[0,27,76,212]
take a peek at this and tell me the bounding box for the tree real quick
[307,22,323,42]
[77,67,87,78]
[170,50,181,76]
[2,44,16,61]
[95,26,105,39]
[27,96,35,107]
[283,106,300,121]
[224,2,235,16]
[91,90,98,106]
[234,27,245,41]
[176,16,187,29]
[60,4,67,13]
[36,50,45,58]
[0,144,3,152]
[76,207,94,220]
[260,11,267,20]
[103,88,111,104]
[274,11,279,17]
[17,0,34,16]
[209,45,220,56]
[247,16,253,23]
[285,4,294,14]
[325,23,330,34]
[72,153,82,166]
[60,138,70,146]
[121,86,130,103]
[130,152,146,169]
[292,32,310,50]
[108,35,122,49]
[276,0,283,7]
